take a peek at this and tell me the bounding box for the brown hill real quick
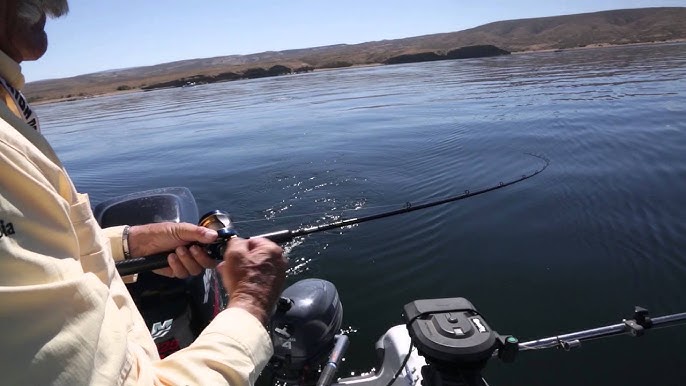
[25,7,686,103]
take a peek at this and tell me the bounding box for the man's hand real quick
[219,237,287,325]
[127,222,218,278]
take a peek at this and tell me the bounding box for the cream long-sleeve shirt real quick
[0,51,273,385]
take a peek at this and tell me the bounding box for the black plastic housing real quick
[403,297,498,364]
[94,187,199,228]
[269,279,343,383]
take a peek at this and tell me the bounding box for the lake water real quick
[37,43,686,385]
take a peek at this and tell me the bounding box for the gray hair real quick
[17,0,69,24]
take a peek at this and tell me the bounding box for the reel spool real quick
[198,210,238,259]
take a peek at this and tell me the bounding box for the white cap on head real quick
[17,0,69,24]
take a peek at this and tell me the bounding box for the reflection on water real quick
[38,43,686,386]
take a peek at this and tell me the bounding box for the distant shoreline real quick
[27,7,686,105]
[32,39,685,106]
[512,38,686,55]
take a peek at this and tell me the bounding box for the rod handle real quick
[116,253,169,277]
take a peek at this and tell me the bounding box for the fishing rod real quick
[115,154,550,276]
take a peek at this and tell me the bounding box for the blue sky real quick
[21,0,686,81]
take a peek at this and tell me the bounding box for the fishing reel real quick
[196,210,294,258]
[197,210,238,260]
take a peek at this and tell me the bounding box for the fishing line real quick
[115,153,550,275]
[234,153,549,226]
[232,203,402,225]
[251,153,550,242]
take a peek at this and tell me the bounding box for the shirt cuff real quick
[199,307,274,381]
[102,225,127,262]
[102,225,138,282]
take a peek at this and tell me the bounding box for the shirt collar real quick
[0,50,26,90]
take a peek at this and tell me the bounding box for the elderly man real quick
[0,1,287,385]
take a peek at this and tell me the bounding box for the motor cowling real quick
[403,298,514,386]
[269,279,343,384]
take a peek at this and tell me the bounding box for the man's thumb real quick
[177,223,218,243]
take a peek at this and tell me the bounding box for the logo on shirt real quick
[0,220,15,239]
[0,77,40,131]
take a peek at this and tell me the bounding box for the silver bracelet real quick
[122,225,131,260]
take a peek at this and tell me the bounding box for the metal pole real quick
[519,312,686,351]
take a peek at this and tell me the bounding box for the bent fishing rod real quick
[115,154,550,276]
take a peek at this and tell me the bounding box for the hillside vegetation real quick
[25,7,686,102]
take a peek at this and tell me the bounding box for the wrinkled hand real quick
[127,222,218,278]
[219,237,287,325]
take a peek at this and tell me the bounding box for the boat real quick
[94,187,686,386]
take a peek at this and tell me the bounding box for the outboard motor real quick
[268,279,344,385]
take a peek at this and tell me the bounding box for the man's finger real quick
[189,245,217,268]
[167,253,190,278]
[249,237,285,260]
[174,223,218,243]
[225,238,250,263]
[175,246,203,276]
[153,267,174,277]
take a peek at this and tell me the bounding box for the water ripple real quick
[36,42,686,386]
